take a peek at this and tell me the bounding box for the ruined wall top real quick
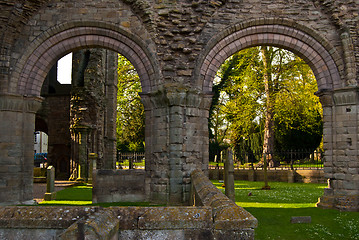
[0,0,358,95]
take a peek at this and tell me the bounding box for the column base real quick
[44,192,56,201]
[317,191,359,212]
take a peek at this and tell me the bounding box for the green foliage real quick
[210,47,323,163]
[273,59,323,151]
[116,54,145,152]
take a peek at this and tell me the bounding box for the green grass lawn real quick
[39,185,162,207]
[213,180,359,240]
[39,181,359,239]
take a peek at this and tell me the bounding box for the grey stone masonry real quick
[0,0,358,211]
[0,94,42,205]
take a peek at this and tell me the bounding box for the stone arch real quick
[13,21,159,96]
[196,18,344,93]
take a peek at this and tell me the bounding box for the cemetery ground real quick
[213,181,359,240]
[36,180,359,239]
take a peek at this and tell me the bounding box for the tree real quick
[210,47,263,163]
[211,46,322,166]
[273,55,323,152]
[116,54,145,152]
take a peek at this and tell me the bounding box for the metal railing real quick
[209,149,323,170]
[116,152,145,169]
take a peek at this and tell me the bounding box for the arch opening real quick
[208,46,323,171]
[197,24,342,93]
[15,25,158,97]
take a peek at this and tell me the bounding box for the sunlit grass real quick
[38,185,163,207]
[39,200,92,205]
[213,180,359,240]
[236,202,315,208]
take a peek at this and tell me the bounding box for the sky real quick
[57,52,72,84]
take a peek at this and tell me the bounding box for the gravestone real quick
[44,166,55,201]
[290,216,312,224]
[225,149,235,202]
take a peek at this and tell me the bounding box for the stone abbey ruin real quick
[0,0,358,239]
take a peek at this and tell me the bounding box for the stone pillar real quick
[103,50,118,169]
[0,94,42,205]
[141,85,213,205]
[316,88,359,211]
[76,127,90,182]
[87,153,98,185]
[141,91,170,203]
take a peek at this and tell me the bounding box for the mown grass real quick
[39,185,162,207]
[39,181,359,239]
[213,180,359,240]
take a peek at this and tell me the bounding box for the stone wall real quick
[0,95,42,205]
[0,185,256,240]
[190,169,257,239]
[45,95,71,179]
[92,169,149,203]
[209,169,326,184]
[0,0,358,209]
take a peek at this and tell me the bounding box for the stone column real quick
[316,88,359,211]
[87,153,98,185]
[141,91,170,203]
[0,94,42,205]
[103,50,118,169]
[141,85,213,205]
[76,126,90,182]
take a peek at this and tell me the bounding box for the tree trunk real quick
[261,46,278,167]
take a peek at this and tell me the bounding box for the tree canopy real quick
[209,46,323,164]
[116,54,145,152]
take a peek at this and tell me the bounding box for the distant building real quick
[34,131,48,153]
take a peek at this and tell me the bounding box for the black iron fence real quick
[209,149,323,170]
[116,152,145,169]
[118,149,323,170]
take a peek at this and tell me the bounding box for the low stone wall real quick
[0,204,255,239]
[209,169,325,183]
[92,169,149,203]
[0,206,94,239]
[0,169,258,239]
[190,169,257,239]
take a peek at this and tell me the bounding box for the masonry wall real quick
[209,169,325,184]
[0,0,358,209]
[46,95,71,179]
[92,169,149,203]
[0,95,41,205]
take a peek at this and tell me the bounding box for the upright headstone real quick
[225,148,235,202]
[87,153,98,186]
[44,166,55,201]
[213,155,219,180]
[248,170,256,182]
[288,170,295,183]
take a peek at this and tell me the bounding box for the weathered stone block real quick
[138,207,212,230]
[334,173,346,180]
[290,216,312,224]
